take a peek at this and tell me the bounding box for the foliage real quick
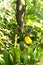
[0,0,43,65]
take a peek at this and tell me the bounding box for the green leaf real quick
[10,47,21,64]
[9,20,17,25]
[0,57,6,65]
[3,50,13,65]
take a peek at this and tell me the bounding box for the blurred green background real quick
[0,0,43,65]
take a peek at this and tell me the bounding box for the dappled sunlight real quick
[0,0,43,65]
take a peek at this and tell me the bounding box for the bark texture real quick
[16,0,26,28]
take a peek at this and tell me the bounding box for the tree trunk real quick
[16,0,26,31]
